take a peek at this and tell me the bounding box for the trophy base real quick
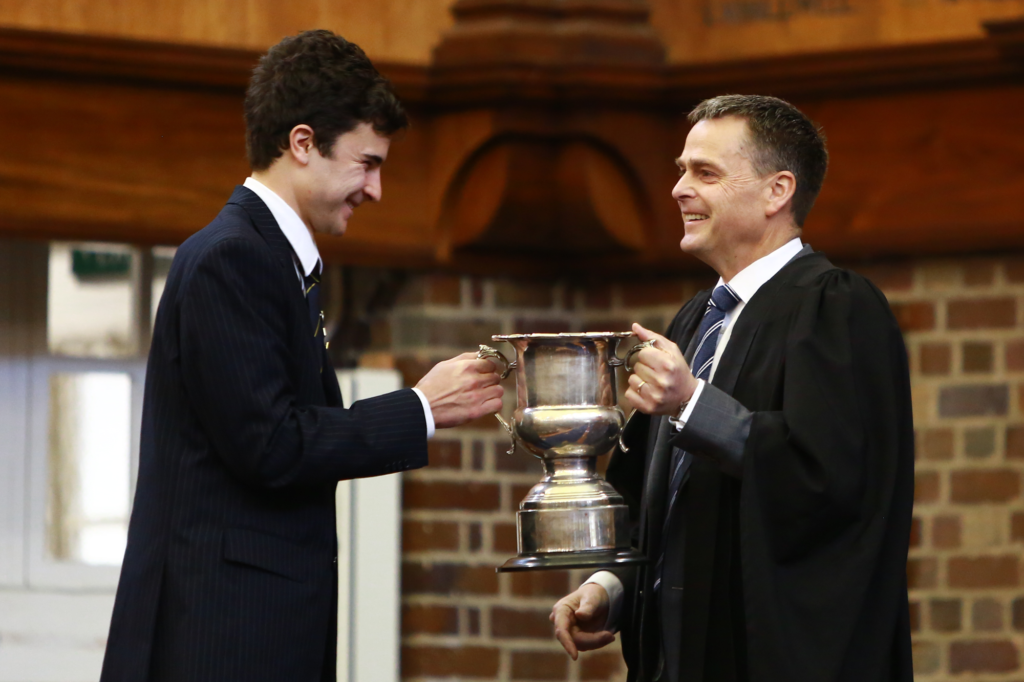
[497,548,647,572]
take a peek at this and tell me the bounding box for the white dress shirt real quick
[243,177,435,438]
[584,237,804,631]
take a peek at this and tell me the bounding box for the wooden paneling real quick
[2,0,1022,66]
[1,27,1022,274]
[649,0,1024,63]
[0,0,454,64]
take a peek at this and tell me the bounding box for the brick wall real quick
[377,253,1024,681]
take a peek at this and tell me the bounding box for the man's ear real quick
[288,125,315,165]
[765,170,796,219]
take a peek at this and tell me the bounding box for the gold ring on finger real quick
[637,379,647,395]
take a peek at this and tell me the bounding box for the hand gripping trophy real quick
[479,332,652,572]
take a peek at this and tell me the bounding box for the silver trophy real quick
[478,332,651,572]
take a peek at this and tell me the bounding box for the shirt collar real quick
[243,176,322,277]
[716,237,804,304]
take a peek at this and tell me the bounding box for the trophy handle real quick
[611,339,655,372]
[477,344,518,455]
[611,339,654,454]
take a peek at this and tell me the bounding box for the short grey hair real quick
[688,94,828,227]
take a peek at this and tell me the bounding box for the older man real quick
[550,95,914,681]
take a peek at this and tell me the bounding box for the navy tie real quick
[303,265,323,339]
[654,283,741,591]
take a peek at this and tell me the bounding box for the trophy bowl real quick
[479,332,650,572]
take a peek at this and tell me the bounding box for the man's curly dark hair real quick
[244,29,408,171]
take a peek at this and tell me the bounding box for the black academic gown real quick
[100,187,428,682]
[608,252,915,682]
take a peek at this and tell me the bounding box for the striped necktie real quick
[654,283,741,591]
[303,265,324,340]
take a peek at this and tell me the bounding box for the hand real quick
[549,583,615,660]
[415,352,503,429]
[625,322,698,416]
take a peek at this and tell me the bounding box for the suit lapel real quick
[643,290,710,548]
[711,245,815,396]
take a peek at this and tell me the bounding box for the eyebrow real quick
[363,154,384,166]
[677,156,723,173]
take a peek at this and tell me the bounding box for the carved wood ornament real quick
[0,8,1023,273]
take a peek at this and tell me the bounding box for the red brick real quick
[584,285,613,310]
[468,607,481,635]
[621,279,688,307]
[497,443,544,473]
[580,651,626,680]
[495,280,555,309]
[471,278,485,307]
[909,601,921,632]
[1008,257,1024,283]
[511,484,535,511]
[962,341,995,373]
[469,522,483,552]
[972,598,1004,632]
[495,522,520,553]
[1013,513,1024,542]
[930,598,962,632]
[950,469,1020,504]
[907,558,937,589]
[919,343,951,375]
[933,515,961,549]
[963,259,997,286]
[511,571,572,598]
[402,645,500,677]
[514,317,574,334]
[402,520,460,552]
[402,562,499,595]
[1014,597,1024,630]
[915,471,940,504]
[909,517,922,548]
[426,275,462,305]
[947,297,1016,330]
[428,439,462,469]
[912,641,940,675]
[889,301,935,332]
[949,640,1019,674]
[491,607,553,639]
[403,481,501,511]
[394,355,434,387]
[918,428,954,461]
[938,384,1009,418]
[402,604,459,635]
[1007,340,1024,372]
[511,650,568,680]
[851,262,914,292]
[1007,426,1024,460]
[948,556,1020,589]
[426,318,500,347]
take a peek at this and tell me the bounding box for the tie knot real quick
[710,284,740,313]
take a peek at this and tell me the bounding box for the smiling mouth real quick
[684,213,709,222]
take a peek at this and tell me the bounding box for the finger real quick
[574,630,616,652]
[554,628,579,660]
[470,358,502,373]
[632,323,674,352]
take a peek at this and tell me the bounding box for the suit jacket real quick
[608,250,914,682]
[100,187,428,682]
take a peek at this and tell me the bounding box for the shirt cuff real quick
[673,379,705,431]
[582,571,624,633]
[411,387,435,439]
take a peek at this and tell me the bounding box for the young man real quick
[100,30,503,682]
[550,95,914,681]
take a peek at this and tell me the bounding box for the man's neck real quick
[249,169,314,240]
[711,224,800,281]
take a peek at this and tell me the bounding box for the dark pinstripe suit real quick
[100,186,428,682]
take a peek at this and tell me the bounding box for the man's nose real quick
[671,175,693,201]
[364,170,382,202]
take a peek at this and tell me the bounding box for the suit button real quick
[333,556,338,565]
